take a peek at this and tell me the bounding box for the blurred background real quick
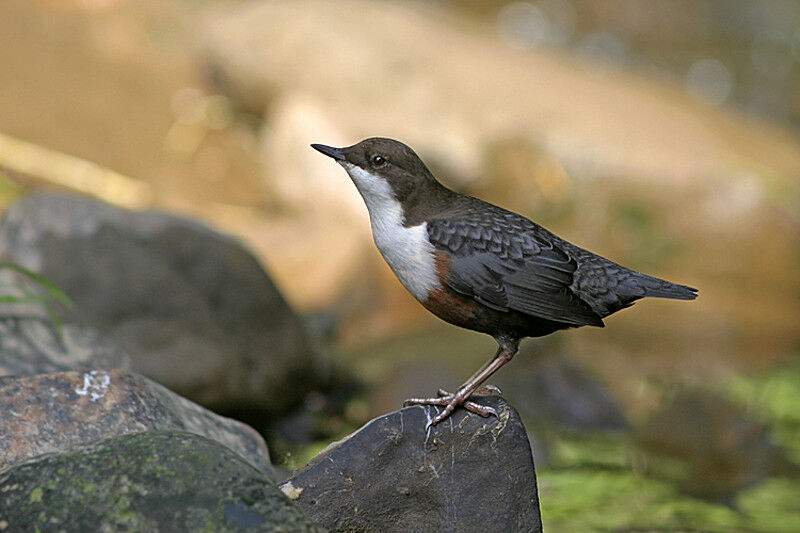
[1,0,799,530]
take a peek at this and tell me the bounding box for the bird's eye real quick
[371,155,386,167]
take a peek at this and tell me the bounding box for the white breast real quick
[343,165,441,302]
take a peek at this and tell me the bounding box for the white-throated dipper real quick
[312,138,697,427]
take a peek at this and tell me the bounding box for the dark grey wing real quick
[427,217,604,327]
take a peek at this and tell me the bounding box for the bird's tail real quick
[637,274,698,300]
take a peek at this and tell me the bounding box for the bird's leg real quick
[437,386,501,396]
[404,337,519,427]
[404,348,502,408]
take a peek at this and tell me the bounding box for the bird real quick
[312,138,697,427]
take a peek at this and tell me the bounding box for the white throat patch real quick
[342,164,441,302]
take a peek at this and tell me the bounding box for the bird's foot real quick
[403,387,500,427]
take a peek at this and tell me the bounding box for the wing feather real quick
[427,217,603,327]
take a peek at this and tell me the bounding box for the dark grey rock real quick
[0,316,130,376]
[0,191,325,413]
[0,370,273,476]
[281,396,541,533]
[0,431,324,532]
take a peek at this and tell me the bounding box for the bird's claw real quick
[463,400,498,418]
[404,389,500,426]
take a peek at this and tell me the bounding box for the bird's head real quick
[311,137,438,209]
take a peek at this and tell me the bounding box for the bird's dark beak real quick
[311,144,346,161]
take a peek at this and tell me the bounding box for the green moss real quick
[723,362,800,424]
[539,361,800,532]
[539,468,742,532]
[739,478,800,532]
[278,439,336,472]
[721,361,800,462]
[549,433,632,470]
[0,431,322,532]
[27,486,43,504]
[81,483,97,497]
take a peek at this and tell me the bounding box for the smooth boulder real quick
[281,396,542,532]
[0,191,325,413]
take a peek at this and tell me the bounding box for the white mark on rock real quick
[75,370,110,402]
[421,406,435,447]
[279,481,304,500]
[449,417,455,473]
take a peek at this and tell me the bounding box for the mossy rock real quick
[0,431,323,532]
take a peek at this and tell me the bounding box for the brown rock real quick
[0,370,274,476]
